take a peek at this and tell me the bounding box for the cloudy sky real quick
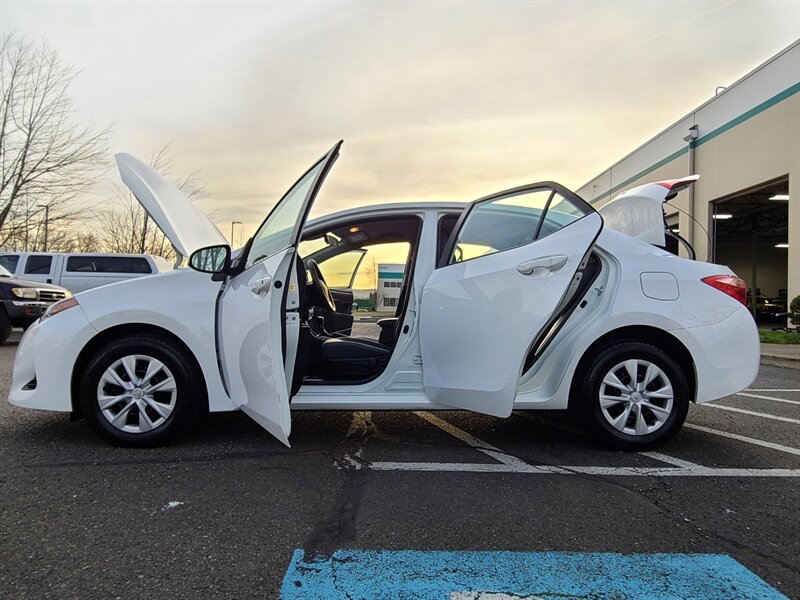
[2,1,799,243]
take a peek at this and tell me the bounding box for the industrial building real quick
[377,263,405,312]
[578,40,799,323]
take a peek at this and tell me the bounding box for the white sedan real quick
[8,142,759,450]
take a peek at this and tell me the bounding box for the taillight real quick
[701,275,747,305]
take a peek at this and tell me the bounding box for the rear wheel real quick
[577,342,690,451]
[79,334,203,447]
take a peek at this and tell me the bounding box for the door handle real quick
[249,276,272,295]
[517,255,568,276]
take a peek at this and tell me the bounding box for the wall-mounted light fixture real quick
[712,213,733,220]
[769,194,790,201]
[775,243,789,249]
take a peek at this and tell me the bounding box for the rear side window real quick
[436,214,460,263]
[66,256,152,274]
[446,187,588,265]
[0,255,19,273]
[24,255,52,275]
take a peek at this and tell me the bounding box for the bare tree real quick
[0,34,109,248]
[97,145,205,261]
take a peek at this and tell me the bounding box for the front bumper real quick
[2,299,50,325]
[8,305,98,412]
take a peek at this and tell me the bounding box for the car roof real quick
[306,201,467,229]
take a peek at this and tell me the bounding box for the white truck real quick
[0,252,172,294]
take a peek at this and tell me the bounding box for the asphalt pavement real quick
[1,330,798,599]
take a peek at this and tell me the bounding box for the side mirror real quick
[189,244,231,274]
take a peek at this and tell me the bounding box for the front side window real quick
[24,255,52,275]
[447,187,588,265]
[247,160,327,269]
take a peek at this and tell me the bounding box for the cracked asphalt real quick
[1,329,798,599]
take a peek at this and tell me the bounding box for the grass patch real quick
[759,330,800,344]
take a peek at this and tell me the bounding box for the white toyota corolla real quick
[8,142,759,450]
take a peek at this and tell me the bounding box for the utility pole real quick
[39,204,50,252]
[230,221,242,246]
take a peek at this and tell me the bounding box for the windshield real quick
[0,264,13,278]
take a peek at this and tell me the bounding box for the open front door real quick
[420,182,603,417]
[218,142,341,445]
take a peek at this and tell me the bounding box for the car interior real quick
[290,215,427,387]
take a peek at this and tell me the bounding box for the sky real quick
[1,0,799,246]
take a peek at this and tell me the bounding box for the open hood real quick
[598,175,699,246]
[115,153,227,261]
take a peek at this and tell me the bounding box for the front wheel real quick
[79,334,203,447]
[576,342,690,451]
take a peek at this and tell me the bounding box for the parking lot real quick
[1,330,799,599]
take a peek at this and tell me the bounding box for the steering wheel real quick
[305,259,337,312]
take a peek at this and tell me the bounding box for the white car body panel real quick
[115,153,228,260]
[8,159,759,446]
[420,212,602,417]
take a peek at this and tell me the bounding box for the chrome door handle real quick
[250,276,272,295]
[517,255,568,275]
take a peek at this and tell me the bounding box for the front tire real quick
[0,308,11,344]
[576,342,690,451]
[79,334,203,447]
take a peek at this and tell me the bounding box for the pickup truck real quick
[0,252,172,294]
[0,264,71,343]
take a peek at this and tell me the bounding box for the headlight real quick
[41,297,79,321]
[11,288,38,300]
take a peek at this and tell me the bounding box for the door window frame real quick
[437,181,595,269]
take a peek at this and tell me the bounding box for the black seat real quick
[319,337,391,380]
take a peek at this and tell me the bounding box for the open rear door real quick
[420,182,602,417]
[218,142,341,445]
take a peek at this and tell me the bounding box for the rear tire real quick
[0,309,11,344]
[576,341,690,451]
[79,334,203,447]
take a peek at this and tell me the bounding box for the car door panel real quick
[219,249,294,445]
[217,141,342,445]
[420,186,602,418]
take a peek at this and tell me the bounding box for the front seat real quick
[319,337,391,380]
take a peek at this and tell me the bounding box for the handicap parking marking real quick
[339,411,800,477]
[280,549,788,599]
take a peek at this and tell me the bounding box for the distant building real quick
[377,263,404,312]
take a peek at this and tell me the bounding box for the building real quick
[578,41,799,321]
[377,263,405,312]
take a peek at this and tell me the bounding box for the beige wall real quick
[583,94,799,302]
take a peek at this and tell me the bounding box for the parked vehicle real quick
[0,264,71,343]
[8,142,759,450]
[0,252,172,294]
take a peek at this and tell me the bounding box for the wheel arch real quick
[569,325,697,406]
[70,323,209,418]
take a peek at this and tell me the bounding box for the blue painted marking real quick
[281,549,787,599]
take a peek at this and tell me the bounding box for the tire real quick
[576,341,690,451]
[79,334,204,447]
[0,308,11,344]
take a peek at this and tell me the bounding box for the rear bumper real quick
[671,304,760,404]
[8,306,97,412]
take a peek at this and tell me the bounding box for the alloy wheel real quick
[598,358,674,436]
[96,354,177,433]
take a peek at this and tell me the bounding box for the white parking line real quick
[368,461,800,477]
[413,411,547,471]
[736,392,800,406]
[684,423,800,456]
[639,451,703,469]
[701,403,800,424]
[746,388,800,392]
